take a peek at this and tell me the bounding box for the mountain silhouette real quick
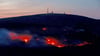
[0,13,99,34]
[0,13,96,27]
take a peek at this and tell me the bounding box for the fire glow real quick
[9,32,32,43]
[9,32,91,48]
[45,37,66,48]
[76,41,91,46]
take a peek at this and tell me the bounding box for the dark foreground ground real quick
[0,45,99,56]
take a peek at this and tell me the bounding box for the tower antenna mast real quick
[64,12,66,14]
[47,8,49,14]
[51,11,54,14]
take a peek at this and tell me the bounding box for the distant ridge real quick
[0,13,99,35]
[1,13,95,20]
[0,13,96,26]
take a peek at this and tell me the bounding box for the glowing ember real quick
[17,34,32,43]
[42,27,47,31]
[47,39,50,41]
[57,45,65,48]
[45,37,66,48]
[9,32,32,43]
[24,39,29,43]
[9,32,91,48]
[51,42,55,45]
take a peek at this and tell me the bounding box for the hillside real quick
[0,13,99,48]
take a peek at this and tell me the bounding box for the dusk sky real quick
[0,0,100,19]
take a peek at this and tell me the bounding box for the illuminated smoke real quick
[0,28,91,48]
[0,29,12,46]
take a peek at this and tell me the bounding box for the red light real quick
[9,32,16,36]
[57,45,63,48]
[45,37,66,48]
[45,37,58,45]
[9,32,17,40]
[77,43,85,46]
[76,41,90,46]
[47,39,51,42]
[18,34,32,43]
[42,27,47,31]
[24,39,29,43]
[56,44,66,48]
[9,32,32,43]
[51,42,55,45]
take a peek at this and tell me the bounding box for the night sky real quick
[0,0,100,19]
